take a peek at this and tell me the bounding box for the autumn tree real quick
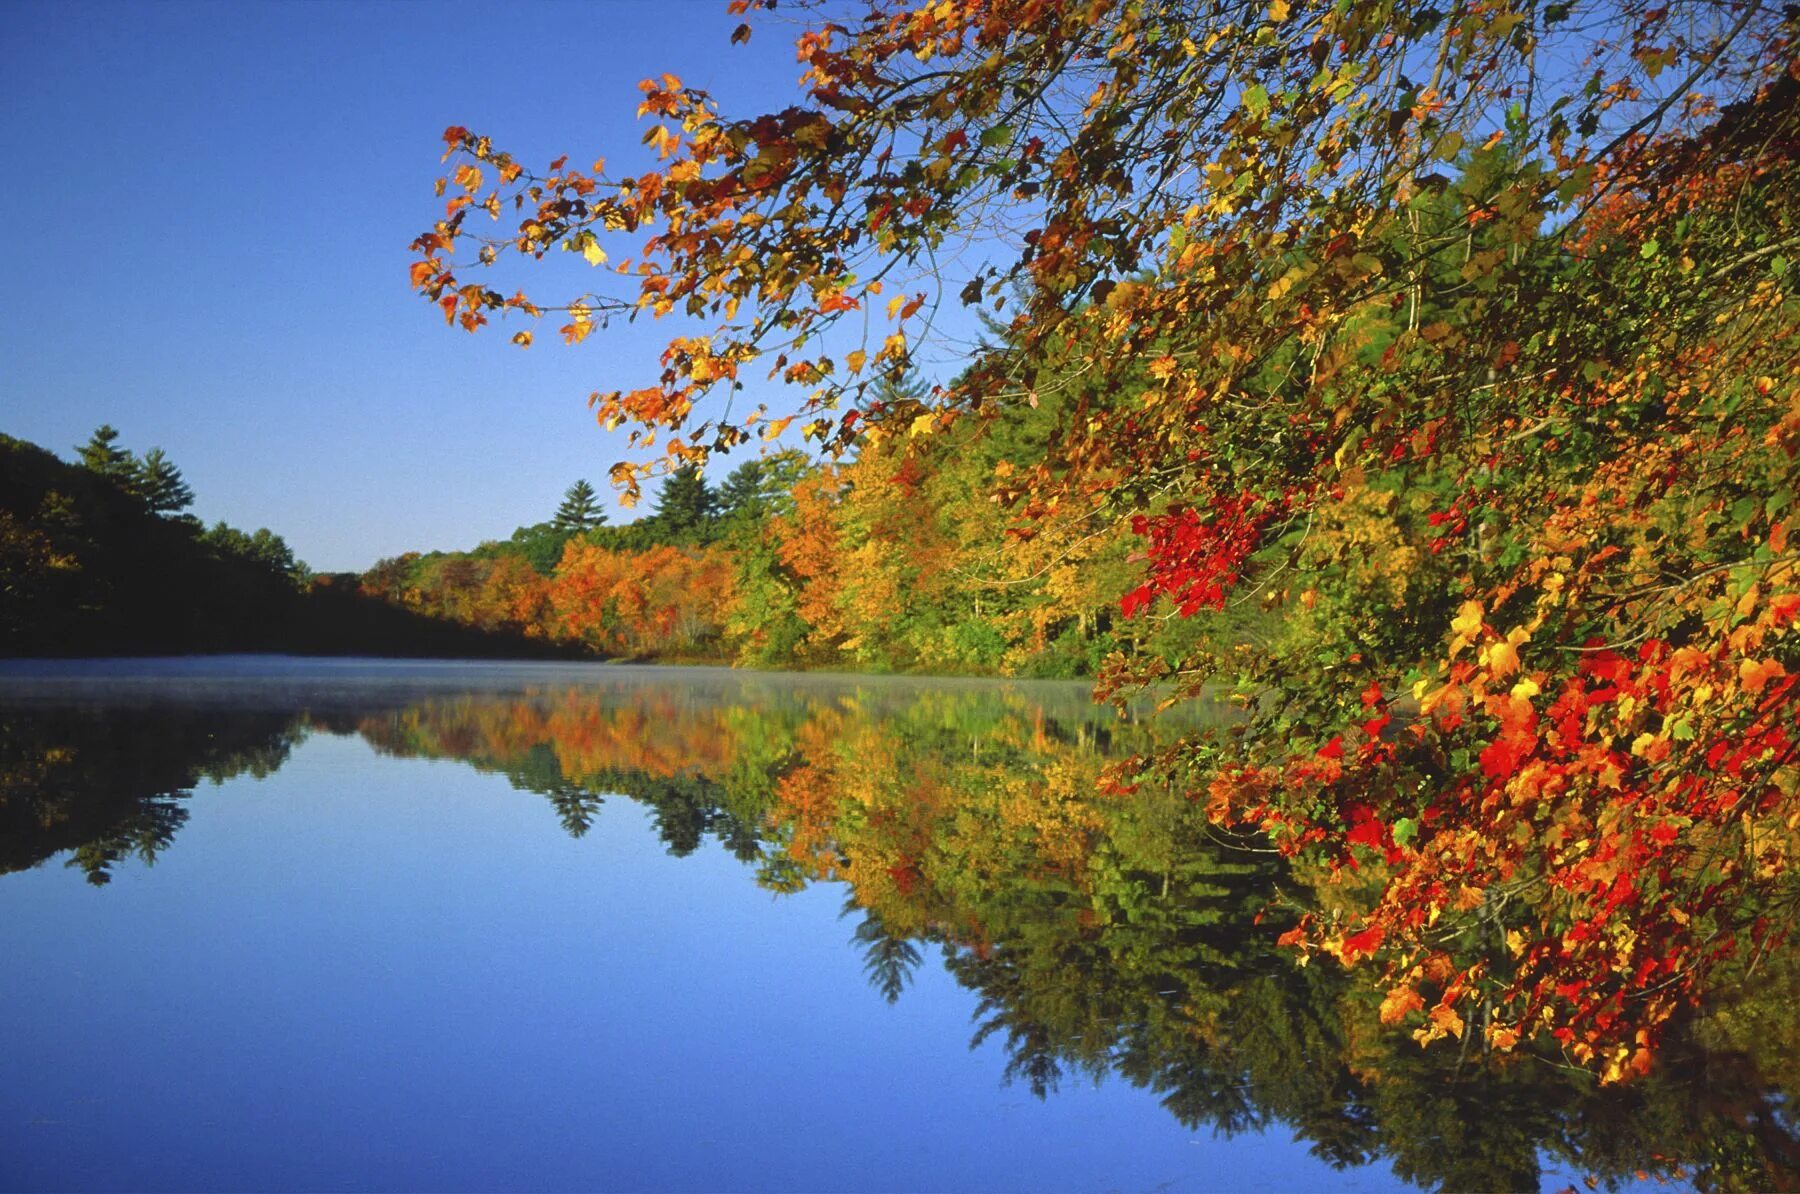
[417,0,1800,1079]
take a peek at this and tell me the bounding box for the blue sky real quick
[1,0,868,571]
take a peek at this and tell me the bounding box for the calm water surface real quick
[0,659,1763,1191]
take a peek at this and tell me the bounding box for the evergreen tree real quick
[200,522,305,583]
[715,450,814,524]
[135,448,195,515]
[870,367,930,408]
[651,465,716,541]
[552,479,605,532]
[714,459,768,522]
[76,425,136,485]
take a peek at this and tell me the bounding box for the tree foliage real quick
[76,427,196,516]
[1,432,577,660]
[552,478,607,532]
[135,448,195,515]
[77,424,136,484]
[413,0,1800,1080]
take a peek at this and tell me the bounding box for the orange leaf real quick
[1379,984,1425,1024]
[1740,657,1787,694]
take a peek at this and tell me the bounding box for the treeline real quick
[0,429,583,658]
[356,378,1218,676]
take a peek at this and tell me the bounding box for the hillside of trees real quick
[352,368,1235,674]
[0,429,581,658]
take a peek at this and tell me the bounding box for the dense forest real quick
[2,406,1185,674]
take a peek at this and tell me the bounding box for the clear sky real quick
[1,0,852,572]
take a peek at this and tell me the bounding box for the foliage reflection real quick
[3,680,1794,1191]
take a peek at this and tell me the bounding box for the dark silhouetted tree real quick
[135,448,195,515]
[76,425,136,485]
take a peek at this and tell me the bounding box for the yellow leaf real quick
[1268,0,1290,19]
[582,239,608,267]
[1449,600,1484,654]
[846,349,867,374]
[1451,601,1483,638]
[909,413,937,437]
[1267,265,1309,302]
[1490,11,1525,38]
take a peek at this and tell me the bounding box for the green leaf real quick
[1243,84,1270,117]
[1556,165,1596,203]
[978,124,1014,149]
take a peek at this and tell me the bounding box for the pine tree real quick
[871,367,930,408]
[714,459,769,521]
[552,479,606,532]
[715,450,814,524]
[77,425,136,484]
[651,466,716,541]
[136,448,195,515]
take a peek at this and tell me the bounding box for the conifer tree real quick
[136,448,195,515]
[552,479,605,532]
[76,425,136,485]
[651,466,716,541]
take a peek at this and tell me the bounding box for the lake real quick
[0,659,1780,1191]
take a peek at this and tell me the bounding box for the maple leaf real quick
[1338,924,1384,966]
[1379,984,1425,1024]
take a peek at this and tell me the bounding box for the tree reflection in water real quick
[2,676,1794,1191]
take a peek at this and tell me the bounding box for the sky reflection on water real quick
[0,661,1765,1191]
